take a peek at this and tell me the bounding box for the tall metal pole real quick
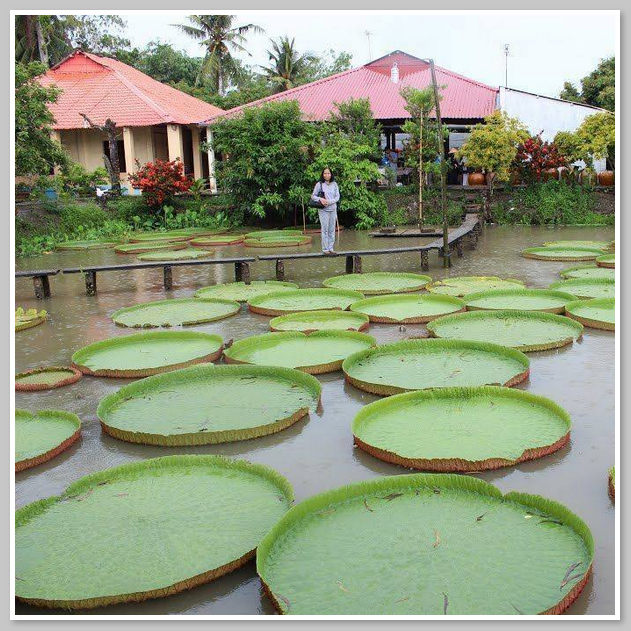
[504,44,509,87]
[428,60,450,267]
[365,31,373,61]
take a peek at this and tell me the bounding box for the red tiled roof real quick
[202,51,498,125]
[39,50,224,129]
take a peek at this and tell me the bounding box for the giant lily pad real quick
[322,272,432,295]
[137,248,214,261]
[464,288,577,314]
[245,230,303,239]
[15,409,81,472]
[548,278,615,299]
[15,366,82,391]
[248,288,364,316]
[426,276,525,297]
[195,280,298,302]
[15,455,293,608]
[596,254,615,268]
[565,298,615,332]
[343,339,530,395]
[15,308,47,332]
[129,232,194,243]
[542,239,612,250]
[111,298,239,328]
[427,310,583,352]
[559,265,615,281]
[56,240,116,251]
[521,246,604,261]
[191,235,245,247]
[270,310,369,333]
[353,386,571,472]
[114,242,186,255]
[224,330,376,374]
[257,474,593,615]
[98,364,321,445]
[350,294,465,323]
[244,236,312,248]
[72,331,224,378]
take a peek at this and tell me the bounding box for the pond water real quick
[14,224,615,616]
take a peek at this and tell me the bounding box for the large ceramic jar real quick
[543,168,559,181]
[598,170,615,186]
[468,172,486,186]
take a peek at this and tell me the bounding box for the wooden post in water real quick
[418,114,423,229]
[163,266,173,290]
[84,271,97,296]
[276,260,285,281]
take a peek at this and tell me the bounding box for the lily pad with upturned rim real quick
[224,330,376,374]
[521,246,604,261]
[350,294,465,323]
[97,364,321,446]
[542,240,613,250]
[56,240,117,251]
[352,386,571,472]
[565,298,614,332]
[257,474,593,615]
[15,366,82,391]
[15,308,47,332]
[464,288,578,314]
[15,455,293,609]
[245,230,303,239]
[244,236,312,248]
[427,310,583,352]
[136,248,214,261]
[559,265,614,281]
[596,254,615,268]
[190,235,246,247]
[322,272,432,295]
[248,288,364,316]
[426,276,525,297]
[342,339,530,396]
[270,310,370,333]
[72,331,224,378]
[111,297,240,328]
[114,242,186,255]
[548,278,615,300]
[15,409,81,472]
[195,281,298,302]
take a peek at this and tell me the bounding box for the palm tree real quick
[174,15,263,95]
[260,37,317,93]
[15,15,71,66]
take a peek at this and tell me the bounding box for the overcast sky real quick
[119,11,617,97]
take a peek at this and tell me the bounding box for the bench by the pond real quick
[56,257,256,297]
[261,215,480,280]
[15,269,60,300]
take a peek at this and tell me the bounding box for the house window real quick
[102,140,127,173]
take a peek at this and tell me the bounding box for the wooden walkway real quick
[15,215,480,298]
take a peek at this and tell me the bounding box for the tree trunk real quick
[418,115,423,228]
[80,114,121,197]
[35,18,48,66]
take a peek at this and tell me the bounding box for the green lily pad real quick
[114,242,186,255]
[521,246,604,261]
[565,298,615,331]
[559,265,615,280]
[15,409,81,472]
[350,294,465,323]
[15,366,82,391]
[245,230,303,239]
[195,281,298,302]
[56,240,116,251]
[224,330,376,374]
[15,456,292,608]
[549,278,615,299]
[596,254,615,268]
[72,331,224,378]
[343,339,530,395]
[426,276,525,297]
[322,272,432,295]
[111,298,240,328]
[270,310,369,333]
[542,240,612,250]
[97,364,321,446]
[15,308,47,332]
[190,235,245,247]
[257,474,593,615]
[137,248,214,261]
[244,236,311,248]
[464,289,577,314]
[427,310,583,352]
[129,232,193,243]
[248,288,364,316]
[353,386,571,471]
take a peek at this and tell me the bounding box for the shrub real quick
[514,136,566,182]
[128,158,192,206]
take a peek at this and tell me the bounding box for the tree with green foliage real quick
[576,111,615,169]
[559,57,615,112]
[260,37,317,93]
[302,49,353,83]
[174,15,263,94]
[15,62,69,176]
[553,131,586,169]
[211,101,315,219]
[327,97,381,156]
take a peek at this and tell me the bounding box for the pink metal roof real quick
[202,51,498,125]
[39,51,224,130]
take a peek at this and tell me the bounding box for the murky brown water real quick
[15,224,615,616]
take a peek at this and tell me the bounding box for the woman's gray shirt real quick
[311,181,340,212]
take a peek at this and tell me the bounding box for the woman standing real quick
[311,167,340,255]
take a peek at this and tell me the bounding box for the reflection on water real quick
[15,225,614,615]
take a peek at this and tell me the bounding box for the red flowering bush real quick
[514,136,566,182]
[128,158,192,206]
